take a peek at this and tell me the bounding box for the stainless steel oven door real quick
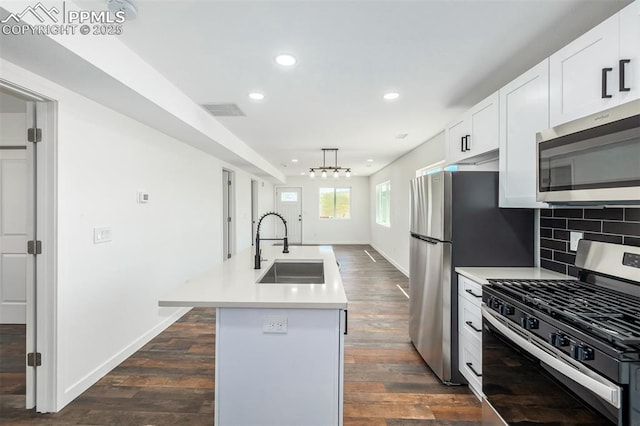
[481,305,624,425]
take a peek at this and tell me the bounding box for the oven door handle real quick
[481,306,621,409]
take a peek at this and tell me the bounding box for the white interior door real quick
[275,187,302,244]
[0,146,27,323]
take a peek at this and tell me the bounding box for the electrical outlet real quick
[263,315,287,334]
[93,227,112,244]
[570,231,583,251]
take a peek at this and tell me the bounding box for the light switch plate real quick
[93,227,112,244]
[570,231,583,251]
[137,191,149,203]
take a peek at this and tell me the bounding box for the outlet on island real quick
[263,315,288,334]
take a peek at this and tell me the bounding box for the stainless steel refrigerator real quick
[409,171,534,384]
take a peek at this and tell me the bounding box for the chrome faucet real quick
[254,212,289,269]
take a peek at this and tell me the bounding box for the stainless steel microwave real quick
[536,99,640,205]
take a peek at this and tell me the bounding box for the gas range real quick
[481,240,640,426]
[484,278,640,382]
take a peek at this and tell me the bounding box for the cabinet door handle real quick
[466,362,482,377]
[619,59,631,92]
[465,320,482,333]
[602,67,613,98]
[465,288,482,298]
[344,309,348,335]
[460,136,465,152]
[464,135,471,151]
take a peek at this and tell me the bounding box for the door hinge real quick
[27,352,42,367]
[227,180,232,186]
[227,253,231,259]
[27,240,42,255]
[27,128,42,143]
[227,217,231,223]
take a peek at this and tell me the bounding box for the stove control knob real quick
[488,297,502,312]
[500,304,515,316]
[520,316,539,330]
[570,344,594,361]
[549,332,569,347]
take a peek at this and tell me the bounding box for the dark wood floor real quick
[0,245,481,425]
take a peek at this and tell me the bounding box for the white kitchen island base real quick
[159,246,348,426]
[215,307,345,426]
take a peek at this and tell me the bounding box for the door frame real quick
[0,80,58,413]
[222,169,235,260]
[251,180,258,246]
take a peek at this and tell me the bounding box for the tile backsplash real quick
[539,208,640,277]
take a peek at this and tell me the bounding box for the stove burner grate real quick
[487,279,640,346]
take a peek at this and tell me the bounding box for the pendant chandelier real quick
[309,148,351,179]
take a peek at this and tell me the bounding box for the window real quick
[319,187,351,219]
[280,191,298,202]
[375,181,391,227]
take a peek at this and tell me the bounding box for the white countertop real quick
[159,245,348,309]
[455,267,573,285]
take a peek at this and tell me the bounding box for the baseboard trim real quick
[369,243,409,277]
[59,307,190,410]
[304,241,370,245]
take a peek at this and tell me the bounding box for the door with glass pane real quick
[275,187,302,244]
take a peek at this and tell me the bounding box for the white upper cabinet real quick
[499,59,550,208]
[550,1,640,126]
[446,91,499,165]
[619,0,640,106]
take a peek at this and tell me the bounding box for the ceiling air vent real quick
[202,103,246,117]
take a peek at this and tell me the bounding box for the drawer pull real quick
[466,362,482,377]
[465,288,482,298]
[465,320,482,333]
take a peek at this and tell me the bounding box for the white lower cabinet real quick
[215,307,345,426]
[458,274,483,398]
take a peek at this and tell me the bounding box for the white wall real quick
[369,132,446,275]
[1,59,274,410]
[277,176,369,245]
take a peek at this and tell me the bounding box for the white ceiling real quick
[3,1,632,178]
[106,0,630,177]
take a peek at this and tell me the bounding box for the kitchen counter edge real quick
[455,267,574,285]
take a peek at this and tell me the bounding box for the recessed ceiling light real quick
[275,54,296,67]
[367,159,374,162]
[249,92,264,100]
[291,159,298,163]
[300,172,305,175]
[383,92,400,101]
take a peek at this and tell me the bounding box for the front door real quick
[275,187,302,244]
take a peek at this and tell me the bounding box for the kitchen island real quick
[159,245,348,426]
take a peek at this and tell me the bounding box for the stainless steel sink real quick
[257,259,325,284]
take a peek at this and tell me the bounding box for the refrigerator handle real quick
[410,233,439,245]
